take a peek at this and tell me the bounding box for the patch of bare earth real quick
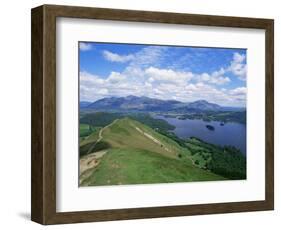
[79,150,107,184]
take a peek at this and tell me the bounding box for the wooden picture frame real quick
[31,4,274,225]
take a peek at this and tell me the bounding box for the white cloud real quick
[97,88,109,95]
[128,46,167,68]
[195,52,247,84]
[228,52,247,80]
[80,71,104,86]
[80,47,246,106]
[79,42,92,51]
[103,46,167,67]
[144,67,193,84]
[233,52,246,63]
[227,87,247,104]
[199,73,210,82]
[102,50,135,63]
[80,71,141,101]
[210,75,231,85]
[80,70,246,106]
[106,71,126,83]
[197,68,230,85]
[153,88,164,95]
[228,87,247,96]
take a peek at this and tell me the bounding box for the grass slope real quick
[81,148,224,186]
[186,137,246,179]
[80,117,225,186]
[80,124,91,137]
[101,118,185,159]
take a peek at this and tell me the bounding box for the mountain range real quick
[80,95,244,112]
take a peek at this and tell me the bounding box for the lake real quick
[154,115,246,155]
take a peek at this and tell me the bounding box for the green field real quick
[80,124,91,137]
[79,116,236,186]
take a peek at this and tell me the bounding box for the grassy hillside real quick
[81,148,224,186]
[156,130,246,179]
[79,117,226,186]
[186,138,246,179]
[80,124,91,137]
[80,126,102,156]
[101,118,185,159]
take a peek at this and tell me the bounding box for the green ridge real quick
[80,118,226,186]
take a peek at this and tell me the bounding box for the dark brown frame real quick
[31,4,274,225]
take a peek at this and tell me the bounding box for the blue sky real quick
[79,42,247,107]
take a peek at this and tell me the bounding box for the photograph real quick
[30,4,274,224]
[78,42,247,187]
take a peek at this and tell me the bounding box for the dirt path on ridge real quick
[86,119,119,155]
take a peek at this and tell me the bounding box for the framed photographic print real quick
[31,4,274,225]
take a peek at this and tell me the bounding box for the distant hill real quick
[82,95,244,112]
[181,100,221,111]
[86,95,182,111]
[79,118,224,186]
[80,101,92,108]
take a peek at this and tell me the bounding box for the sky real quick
[79,42,247,107]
